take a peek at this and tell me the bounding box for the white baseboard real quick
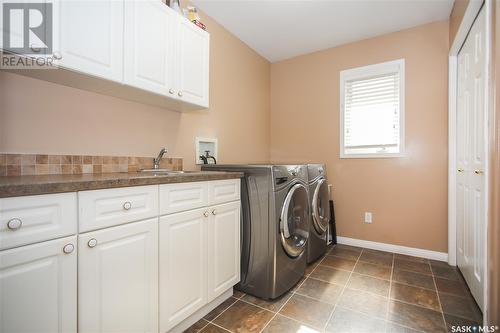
[337,236,449,262]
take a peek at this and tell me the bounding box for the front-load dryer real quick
[306,164,330,263]
[202,164,309,299]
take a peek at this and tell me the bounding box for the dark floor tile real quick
[262,314,319,333]
[385,322,423,333]
[338,288,388,319]
[290,276,306,292]
[359,251,393,267]
[320,256,357,271]
[394,253,429,263]
[353,261,392,280]
[429,259,451,268]
[439,293,483,322]
[325,307,386,333]
[334,244,363,253]
[241,292,291,312]
[328,246,361,260]
[305,259,321,275]
[279,294,334,329]
[388,300,446,333]
[392,269,436,290]
[394,258,432,275]
[213,300,274,333]
[295,277,343,304]
[309,265,351,285]
[435,277,471,298]
[185,319,210,333]
[363,248,394,258]
[431,265,461,280]
[444,313,482,332]
[390,282,441,311]
[199,324,229,333]
[204,297,238,321]
[233,289,245,299]
[347,273,390,297]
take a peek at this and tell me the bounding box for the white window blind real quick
[340,59,404,157]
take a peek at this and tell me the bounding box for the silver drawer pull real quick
[7,218,22,231]
[123,201,132,210]
[88,238,98,248]
[212,209,217,215]
[63,243,74,254]
[203,211,209,218]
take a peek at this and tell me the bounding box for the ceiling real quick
[191,0,455,62]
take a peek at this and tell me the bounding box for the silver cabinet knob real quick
[458,168,464,172]
[63,243,74,254]
[123,201,132,210]
[212,209,217,215]
[203,211,209,218]
[474,169,484,175]
[178,91,183,97]
[169,88,175,94]
[88,238,98,248]
[7,218,22,230]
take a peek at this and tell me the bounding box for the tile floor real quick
[185,244,483,333]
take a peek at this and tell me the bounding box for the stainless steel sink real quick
[139,169,199,174]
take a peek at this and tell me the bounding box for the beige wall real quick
[0,11,271,170]
[449,0,470,46]
[488,0,500,324]
[270,21,449,252]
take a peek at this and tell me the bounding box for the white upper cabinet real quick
[53,0,124,82]
[176,18,210,108]
[0,236,77,333]
[124,0,176,96]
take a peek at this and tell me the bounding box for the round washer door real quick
[280,183,309,258]
[312,178,330,234]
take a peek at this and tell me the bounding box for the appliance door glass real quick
[280,183,309,258]
[312,178,330,234]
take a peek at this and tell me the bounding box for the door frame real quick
[448,0,491,319]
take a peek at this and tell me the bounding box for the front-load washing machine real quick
[202,164,309,299]
[306,164,330,263]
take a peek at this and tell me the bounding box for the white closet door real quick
[456,7,486,310]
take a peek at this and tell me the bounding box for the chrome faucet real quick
[153,147,168,169]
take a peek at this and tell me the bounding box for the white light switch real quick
[364,212,373,224]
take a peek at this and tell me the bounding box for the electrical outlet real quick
[364,212,373,224]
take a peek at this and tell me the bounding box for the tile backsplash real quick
[0,153,183,176]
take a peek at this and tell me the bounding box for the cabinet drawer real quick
[208,179,240,205]
[159,182,208,215]
[0,193,77,250]
[78,185,158,232]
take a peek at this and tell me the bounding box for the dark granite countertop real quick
[0,171,243,198]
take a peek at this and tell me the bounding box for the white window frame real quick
[339,59,405,159]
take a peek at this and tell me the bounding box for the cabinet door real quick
[0,236,77,333]
[159,208,208,332]
[124,0,176,96]
[53,0,123,82]
[176,18,210,107]
[78,218,158,333]
[208,201,241,301]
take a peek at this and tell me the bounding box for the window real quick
[340,59,405,158]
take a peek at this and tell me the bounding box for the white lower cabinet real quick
[0,235,77,333]
[208,201,241,301]
[78,218,158,333]
[159,208,208,332]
